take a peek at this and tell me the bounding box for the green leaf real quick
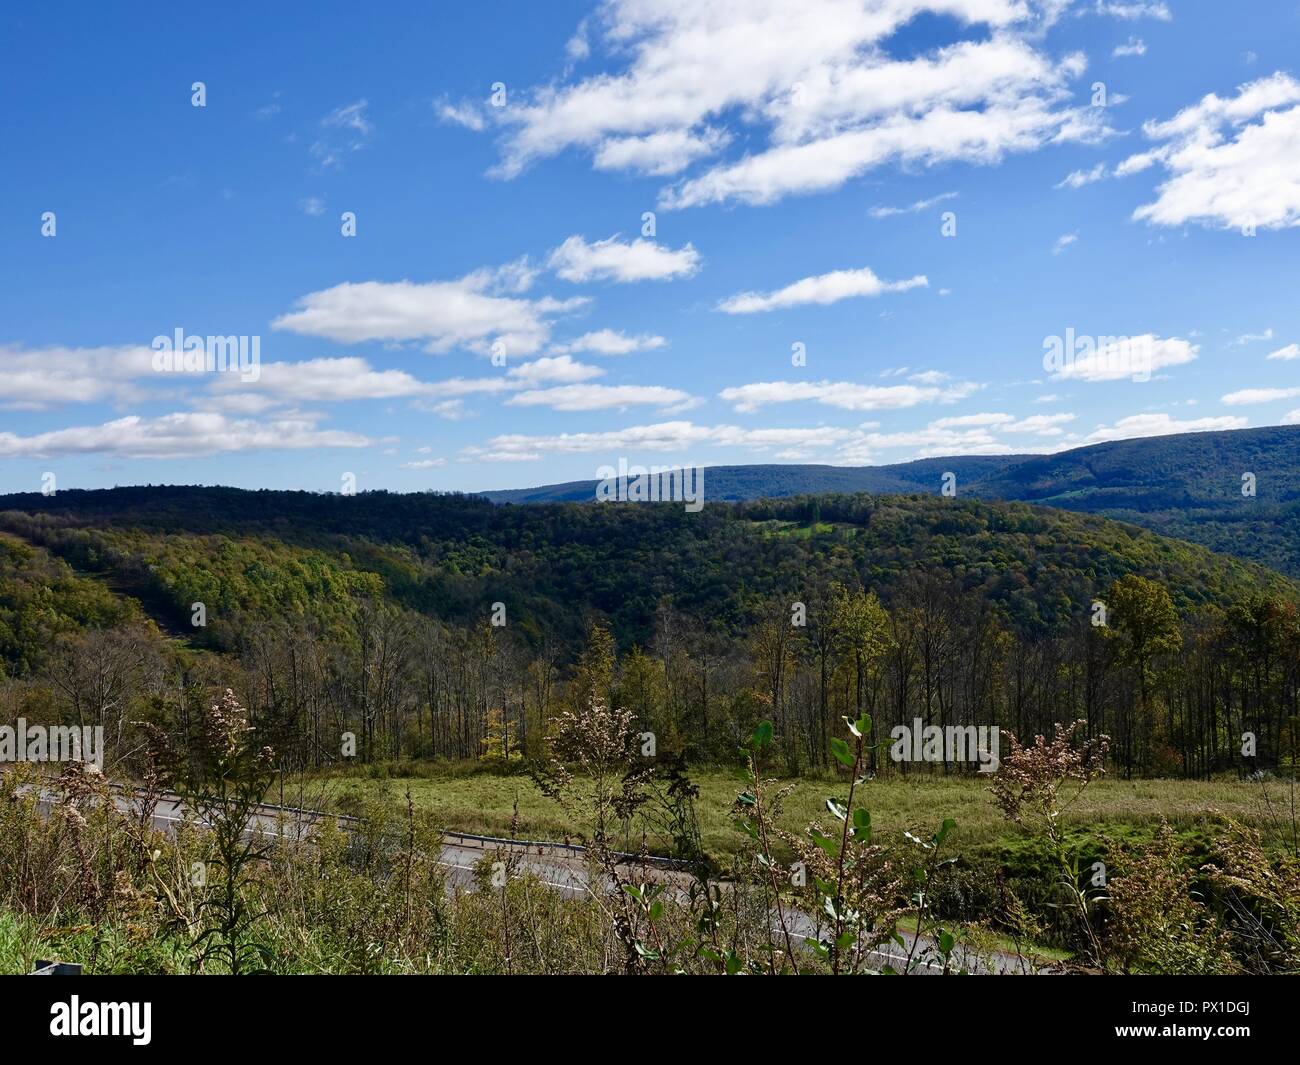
[829,737,855,768]
[751,720,773,749]
[852,807,872,842]
[825,798,848,822]
[810,828,839,856]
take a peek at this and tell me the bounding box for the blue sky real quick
[2,0,1299,494]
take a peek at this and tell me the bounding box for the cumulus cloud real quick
[717,266,927,314]
[454,1,1108,209]
[0,411,374,459]
[1112,37,1147,58]
[549,329,668,355]
[593,128,730,176]
[718,377,977,413]
[213,357,435,402]
[1046,334,1198,382]
[1084,413,1247,442]
[1121,72,1300,230]
[0,344,163,408]
[506,354,604,385]
[459,420,859,462]
[1221,386,1300,406]
[505,383,697,412]
[547,235,700,283]
[271,263,586,355]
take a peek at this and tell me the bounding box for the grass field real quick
[301,761,1296,864]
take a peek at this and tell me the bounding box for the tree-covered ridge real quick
[1,486,1298,781]
[482,455,1023,503]
[0,532,139,677]
[475,424,1300,577]
[0,486,1293,658]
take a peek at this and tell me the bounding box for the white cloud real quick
[312,100,373,169]
[868,191,958,218]
[1122,72,1300,230]
[507,355,604,385]
[505,383,697,412]
[1088,2,1170,19]
[272,265,585,355]
[322,100,372,136]
[717,266,927,314]
[462,420,716,462]
[550,329,668,355]
[1266,343,1300,361]
[400,458,447,470]
[718,377,977,413]
[547,235,700,283]
[460,420,859,463]
[465,1,1108,209]
[1084,413,1247,442]
[1232,327,1273,346]
[298,196,326,216]
[436,98,487,132]
[1003,412,1076,434]
[1051,232,1079,254]
[0,344,162,408]
[930,412,1014,428]
[1048,334,1198,382]
[0,411,374,459]
[1221,386,1300,406]
[213,357,434,402]
[1056,163,1106,188]
[424,400,468,420]
[594,128,729,176]
[1112,37,1146,58]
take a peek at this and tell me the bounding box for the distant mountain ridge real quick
[481,455,1026,504]
[480,425,1300,577]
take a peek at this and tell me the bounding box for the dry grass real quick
[310,763,1290,862]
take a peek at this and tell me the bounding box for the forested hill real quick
[483,455,1025,503]
[0,486,1293,667]
[480,425,1300,576]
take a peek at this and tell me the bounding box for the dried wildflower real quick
[990,720,1110,827]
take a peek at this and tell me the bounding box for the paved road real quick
[28,781,1034,974]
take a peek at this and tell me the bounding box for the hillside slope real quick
[479,425,1300,576]
[0,486,1292,658]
